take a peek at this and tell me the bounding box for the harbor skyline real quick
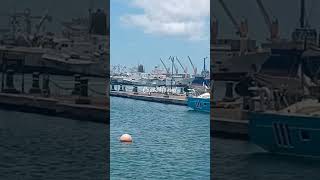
[110,0,210,71]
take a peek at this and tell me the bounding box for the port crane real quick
[169,56,179,74]
[175,57,188,75]
[201,57,209,77]
[187,56,197,76]
[160,58,170,75]
[217,0,248,38]
[255,0,279,42]
[0,8,52,46]
[35,10,52,34]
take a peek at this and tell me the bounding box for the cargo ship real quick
[0,8,109,77]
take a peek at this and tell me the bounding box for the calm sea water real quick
[110,96,210,179]
[213,82,320,180]
[0,109,108,179]
[212,138,320,180]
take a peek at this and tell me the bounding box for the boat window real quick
[300,130,311,141]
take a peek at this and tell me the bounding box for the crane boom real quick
[160,58,170,74]
[168,56,179,74]
[176,57,187,74]
[170,56,179,74]
[187,56,197,75]
[255,0,279,41]
[35,11,52,34]
[255,0,272,31]
[217,0,239,32]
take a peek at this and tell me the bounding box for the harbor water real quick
[213,82,320,180]
[111,96,210,179]
[212,138,320,180]
[0,109,108,179]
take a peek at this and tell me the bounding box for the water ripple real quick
[111,97,210,179]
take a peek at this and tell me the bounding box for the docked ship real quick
[187,92,210,113]
[211,0,272,81]
[0,8,109,77]
[190,57,210,87]
[247,0,320,156]
[211,0,317,82]
[111,64,167,86]
[248,49,320,157]
[111,61,197,87]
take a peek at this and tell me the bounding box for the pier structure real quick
[211,81,249,140]
[110,83,187,106]
[0,52,108,123]
[211,101,249,140]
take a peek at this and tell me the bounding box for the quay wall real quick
[211,117,249,140]
[110,91,187,106]
[0,93,108,124]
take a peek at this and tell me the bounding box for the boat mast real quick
[300,0,305,28]
[171,56,173,91]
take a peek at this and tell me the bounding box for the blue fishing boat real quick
[249,99,320,157]
[187,92,210,113]
[246,0,320,155]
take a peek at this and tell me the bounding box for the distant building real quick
[137,64,145,73]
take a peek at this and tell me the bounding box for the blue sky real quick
[110,0,210,73]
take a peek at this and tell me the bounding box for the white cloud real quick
[120,0,210,40]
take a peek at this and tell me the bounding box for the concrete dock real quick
[211,117,249,140]
[0,93,108,124]
[211,103,249,140]
[110,91,187,106]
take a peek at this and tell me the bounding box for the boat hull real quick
[249,112,320,157]
[187,97,210,113]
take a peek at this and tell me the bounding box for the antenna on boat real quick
[300,0,305,28]
[300,35,308,97]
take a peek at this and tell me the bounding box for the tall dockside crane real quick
[217,0,248,53]
[255,0,279,42]
[35,10,52,35]
[176,57,188,75]
[187,56,197,76]
[169,56,179,74]
[160,58,170,75]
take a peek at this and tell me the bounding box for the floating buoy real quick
[120,134,132,142]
